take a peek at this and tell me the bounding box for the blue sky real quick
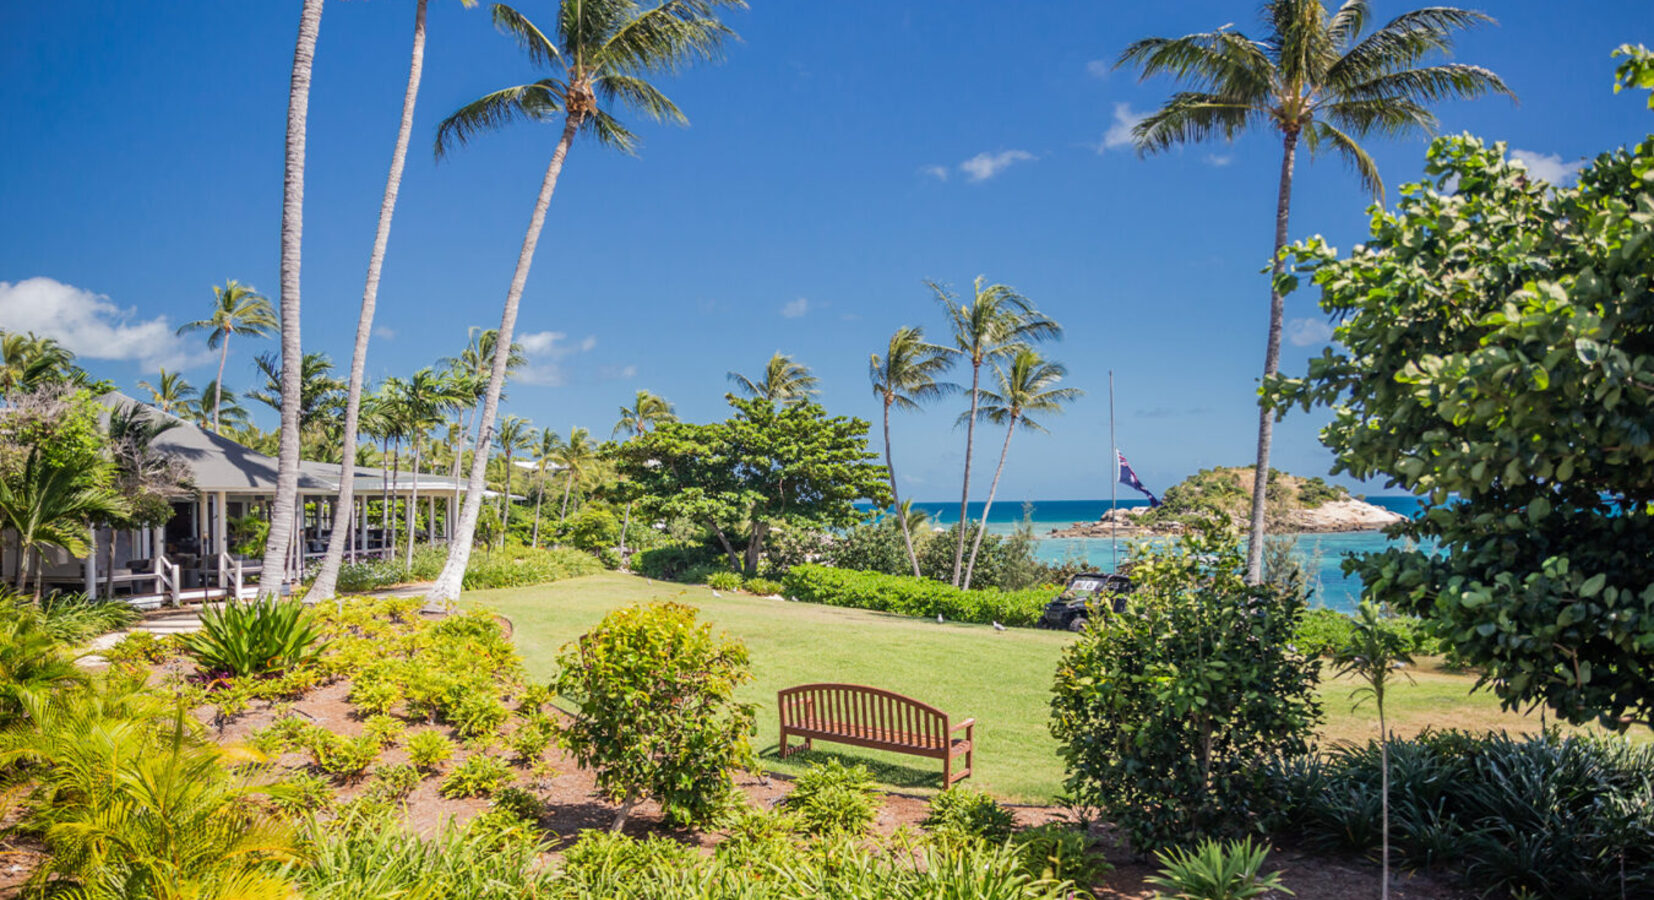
[2,1,1648,502]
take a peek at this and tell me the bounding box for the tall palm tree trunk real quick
[883,400,920,577]
[430,117,579,604]
[951,361,983,587]
[559,476,574,523]
[530,463,546,548]
[405,439,422,569]
[389,444,401,555]
[498,451,513,549]
[311,0,430,600]
[258,0,324,598]
[963,417,1018,590]
[1244,129,1300,584]
[212,337,229,433]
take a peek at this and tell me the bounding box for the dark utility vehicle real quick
[1037,572,1132,632]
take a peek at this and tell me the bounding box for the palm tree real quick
[0,333,77,399]
[529,427,561,549]
[102,403,192,597]
[427,0,742,604]
[175,280,276,433]
[251,351,344,441]
[612,390,675,554]
[1118,0,1510,582]
[961,349,1082,590]
[0,448,128,600]
[493,414,533,548]
[869,327,954,576]
[727,352,818,404]
[930,276,1060,587]
[553,427,599,524]
[137,369,198,415]
[398,368,463,567]
[313,0,481,601]
[259,0,326,598]
[193,380,252,431]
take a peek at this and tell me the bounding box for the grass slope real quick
[469,572,1644,804]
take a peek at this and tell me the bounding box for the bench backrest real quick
[778,683,949,751]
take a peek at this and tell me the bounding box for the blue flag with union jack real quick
[1117,450,1160,507]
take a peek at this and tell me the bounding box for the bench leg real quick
[943,754,952,788]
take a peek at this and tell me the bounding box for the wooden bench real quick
[777,683,975,787]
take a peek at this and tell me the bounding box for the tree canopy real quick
[1264,93,1654,729]
[615,396,890,576]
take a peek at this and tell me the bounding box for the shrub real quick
[554,602,757,831]
[443,690,509,740]
[782,563,1053,627]
[362,713,405,748]
[333,558,409,594]
[439,753,512,798]
[101,630,175,666]
[364,763,422,801]
[705,571,743,591]
[489,786,544,822]
[1269,729,1654,897]
[181,597,327,677]
[298,810,552,898]
[634,544,722,581]
[349,679,403,717]
[36,592,140,643]
[309,731,380,781]
[743,577,783,596]
[785,759,880,835]
[406,730,455,771]
[249,714,313,756]
[459,544,602,591]
[1294,607,1445,659]
[273,771,333,816]
[1145,837,1289,900]
[1011,823,1111,887]
[924,786,1015,841]
[1050,525,1322,851]
[563,507,621,553]
[507,718,552,765]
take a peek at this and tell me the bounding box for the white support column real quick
[85,529,98,597]
[213,492,228,557]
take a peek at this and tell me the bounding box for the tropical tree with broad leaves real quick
[962,348,1081,590]
[137,370,198,416]
[553,426,600,524]
[259,0,326,597]
[727,352,817,405]
[493,414,534,548]
[1116,0,1512,582]
[930,276,1060,587]
[174,280,276,433]
[426,0,743,604]
[312,0,480,601]
[0,333,78,399]
[869,327,954,576]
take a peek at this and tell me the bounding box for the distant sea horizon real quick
[858,497,1426,613]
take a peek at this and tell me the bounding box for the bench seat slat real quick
[777,683,974,786]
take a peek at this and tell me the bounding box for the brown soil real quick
[180,673,1469,899]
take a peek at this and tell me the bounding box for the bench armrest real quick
[950,718,975,732]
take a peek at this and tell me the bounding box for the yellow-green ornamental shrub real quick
[554,602,757,831]
[405,730,455,771]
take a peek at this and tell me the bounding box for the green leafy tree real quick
[869,326,954,576]
[615,396,891,577]
[102,402,191,595]
[176,280,276,434]
[1264,89,1654,730]
[1117,0,1512,583]
[427,0,743,605]
[930,276,1060,587]
[0,333,79,399]
[552,426,599,525]
[612,390,676,554]
[963,349,1081,590]
[554,601,756,831]
[1050,523,1321,850]
[727,352,818,405]
[1333,599,1416,900]
[493,414,534,547]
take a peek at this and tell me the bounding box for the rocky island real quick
[1049,467,1405,538]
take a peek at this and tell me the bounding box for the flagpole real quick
[1109,370,1117,572]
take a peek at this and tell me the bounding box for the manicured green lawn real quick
[467,572,1647,804]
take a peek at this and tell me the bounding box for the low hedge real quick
[462,545,604,591]
[780,564,1054,627]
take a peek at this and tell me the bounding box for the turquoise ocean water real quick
[895,497,1425,613]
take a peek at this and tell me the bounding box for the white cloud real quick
[1204,153,1233,167]
[514,329,598,386]
[1085,59,1111,79]
[372,325,396,341]
[0,277,206,371]
[598,364,638,381]
[959,149,1035,182]
[1100,102,1146,152]
[1510,149,1585,186]
[781,297,810,319]
[1286,318,1335,347]
[920,164,950,181]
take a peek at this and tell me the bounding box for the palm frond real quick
[1342,63,1513,105]
[1326,0,1371,48]
[1116,30,1272,100]
[434,81,564,159]
[1328,7,1497,85]
[1305,120,1384,198]
[490,3,564,69]
[1323,95,1436,139]
[1131,92,1259,155]
[597,0,744,76]
[595,73,686,125]
[584,108,640,154]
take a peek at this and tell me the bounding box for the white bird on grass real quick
[936,614,944,624]
[992,621,1005,632]
[711,589,723,598]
